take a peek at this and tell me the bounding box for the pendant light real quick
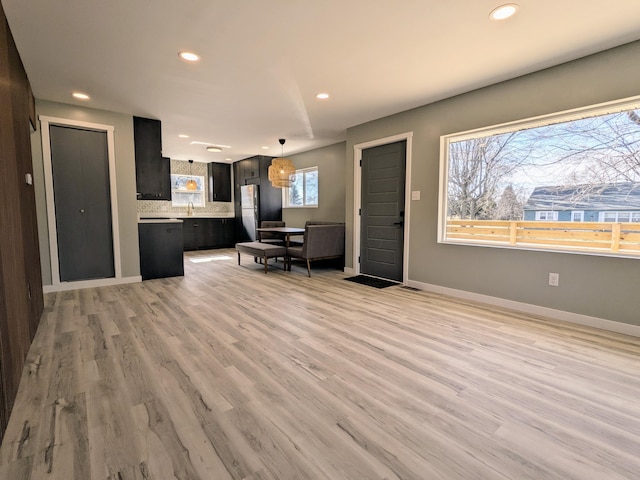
[186,159,197,191]
[268,138,296,188]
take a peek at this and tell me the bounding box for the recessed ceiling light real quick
[72,92,90,100]
[262,146,269,150]
[316,93,330,100]
[490,3,518,20]
[206,146,222,153]
[179,51,200,62]
[178,134,189,138]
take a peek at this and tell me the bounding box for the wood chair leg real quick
[263,255,268,274]
[237,251,240,265]
[306,259,311,277]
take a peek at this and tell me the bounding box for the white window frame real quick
[598,211,640,223]
[438,95,640,258]
[536,211,559,221]
[283,166,319,208]
[171,174,205,207]
[571,211,584,222]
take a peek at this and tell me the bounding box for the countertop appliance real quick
[240,184,260,241]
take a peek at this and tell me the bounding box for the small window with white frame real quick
[535,211,559,221]
[171,174,205,207]
[599,211,640,223]
[572,211,584,222]
[283,166,318,208]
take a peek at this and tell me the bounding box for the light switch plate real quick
[411,190,421,200]
[25,173,33,185]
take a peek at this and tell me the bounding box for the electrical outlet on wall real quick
[548,272,559,286]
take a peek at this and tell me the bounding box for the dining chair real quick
[259,220,286,245]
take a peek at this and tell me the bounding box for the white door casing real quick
[40,115,123,289]
[353,131,413,285]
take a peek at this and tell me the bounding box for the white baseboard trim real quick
[406,279,640,338]
[343,267,355,275]
[43,276,142,293]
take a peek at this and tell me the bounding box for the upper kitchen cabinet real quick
[207,162,231,202]
[233,155,282,240]
[235,156,259,185]
[134,116,170,200]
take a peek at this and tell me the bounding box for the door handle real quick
[393,221,403,226]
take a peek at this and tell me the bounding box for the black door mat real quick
[344,275,399,289]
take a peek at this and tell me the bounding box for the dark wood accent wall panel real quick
[0,3,44,441]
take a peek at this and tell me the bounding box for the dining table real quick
[256,227,305,247]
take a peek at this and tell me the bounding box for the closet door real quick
[49,125,115,281]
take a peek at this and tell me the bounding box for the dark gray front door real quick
[360,141,406,282]
[50,125,115,282]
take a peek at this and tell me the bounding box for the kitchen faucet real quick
[187,202,194,216]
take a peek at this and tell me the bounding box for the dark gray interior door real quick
[50,125,115,282]
[360,141,406,282]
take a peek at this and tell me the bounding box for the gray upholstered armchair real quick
[287,223,345,276]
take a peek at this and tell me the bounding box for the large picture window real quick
[283,166,318,208]
[439,96,640,257]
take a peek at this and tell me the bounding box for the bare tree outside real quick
[446,107,640,221]
[447,132,526,219]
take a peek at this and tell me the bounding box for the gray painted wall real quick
[346,41,640,327]
[32,100,140,285]
[283,142,346,227]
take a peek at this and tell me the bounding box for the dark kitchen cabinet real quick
[236,156,259,183]
[258,157,285,221]
[138,222,184,280]
[207,162,231,202]
[134,116,170,200]
[233,155,282,242]
[217,218,235,246]
[182,218,235,250]
[182,218,212,250]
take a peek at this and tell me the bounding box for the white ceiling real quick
[4,1,640,163]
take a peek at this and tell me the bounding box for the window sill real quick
[440,238,640,260]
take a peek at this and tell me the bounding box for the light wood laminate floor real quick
[1,249,639,479]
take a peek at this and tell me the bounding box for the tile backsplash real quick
[137,159,233,216]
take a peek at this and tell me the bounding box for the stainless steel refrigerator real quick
[240,184,259,241]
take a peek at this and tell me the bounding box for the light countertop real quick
[138,212,234,219]
[138,218,184,224]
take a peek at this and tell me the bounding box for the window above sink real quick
[171,174,205,207]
